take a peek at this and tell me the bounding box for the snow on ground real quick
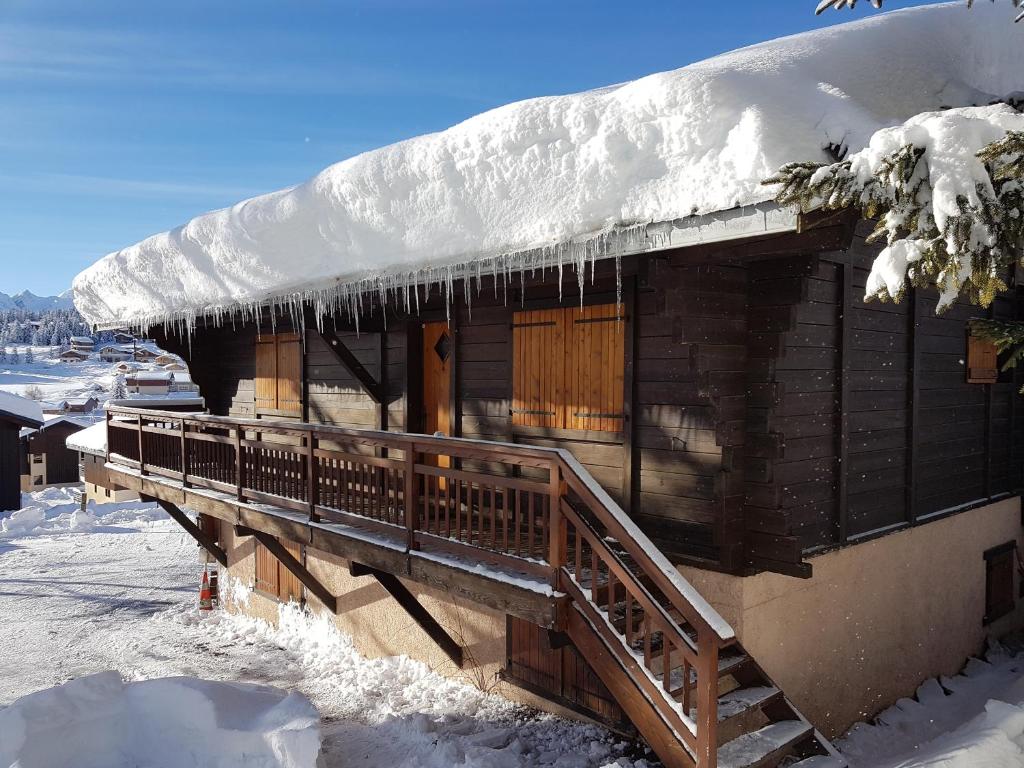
[0,348,113,413]
[0,672,321,768]
[73,2,1024,331]
[0,490,653,768]
[7,488,1024,767]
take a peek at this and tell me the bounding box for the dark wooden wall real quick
[0,424,20,511]
[743,222,1024,573]
[24,422,85,485]
[157,225,1024,577]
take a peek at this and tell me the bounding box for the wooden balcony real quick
[103,406,840,768]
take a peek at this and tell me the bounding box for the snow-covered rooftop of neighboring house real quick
[20,415,92,439]
[128,371,174,382]
[65,420,108,456]
[70,336,95,344]
[0,391,44,427]
[72,3,1024,330]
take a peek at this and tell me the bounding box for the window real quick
[512,304,625,433]
[967,332,999,384]
[984,541,1016,625]
[255,332,303,416]
[254,538,303,603]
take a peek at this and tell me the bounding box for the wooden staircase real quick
[106,407,844,768]
[555,453,843,768]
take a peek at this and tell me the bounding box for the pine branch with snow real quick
[764,104,1024,312]
[815,0,1024,22]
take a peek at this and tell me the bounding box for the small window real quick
[255,332,303,416]
[967,332,999,384]
[984,541,1016,624]
[254,538,303,603]
[512,304,625,432]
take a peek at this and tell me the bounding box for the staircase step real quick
[788,757,846,768]
[712,685,782,723]
[717,720,813,768]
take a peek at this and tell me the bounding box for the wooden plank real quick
[318,328,385,403]
[251,530,338,613]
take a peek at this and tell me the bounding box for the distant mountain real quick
[0,290,75,313]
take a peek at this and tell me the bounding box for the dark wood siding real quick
[0,424,20,511]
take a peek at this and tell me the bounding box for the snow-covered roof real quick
[66,421,107,456]
[70,336,95,345]
[72,3,1024,330]
[0,391,44,428]
[127,371,173,382]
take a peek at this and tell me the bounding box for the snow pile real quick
[0,487,164,538]
[839,646,1024,767]
[163,592,649,767]
[0,671,320,768]
[73,2,1024,330]
[0,389,42,424]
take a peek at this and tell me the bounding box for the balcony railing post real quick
[404,439,417,551]
[137,413,147,476]
[307,432,319,522]
[180,418,190,488]
[234,426,244,502]
[548,460,566,588]
[105,410,111,465]
[695,631,719,768]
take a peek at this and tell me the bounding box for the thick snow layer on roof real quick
[73,2,1024,330]
[0,391,43,426]
[66,421,107,455]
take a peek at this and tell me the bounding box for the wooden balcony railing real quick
[105,406,735,767]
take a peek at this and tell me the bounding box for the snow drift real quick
[0,671,321,768]
[73,2,1024,330]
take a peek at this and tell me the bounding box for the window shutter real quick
[276,333,303,416]
[985,542,1016,624]
[254,539,279,596]
[967,334,998,384]
[255,337,278,411]
[566,304,625,432]
[512,309,564,428]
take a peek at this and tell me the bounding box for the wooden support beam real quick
[349,561,464,667]
[157,500,228,567]
[249,530,340,614]
[318,328,385,404]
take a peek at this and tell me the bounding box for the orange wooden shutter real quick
[967,334,998,384]
[278,540,303,603]
[255,336,278,411]
[254,540,279,596]
[276,333,303,415]
[566,304,624,432]
[512,309,564,428]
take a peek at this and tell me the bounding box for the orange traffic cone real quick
[199,570,213,611]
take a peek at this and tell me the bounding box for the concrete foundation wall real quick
[84,481,137,505]
[218,526,586,722]
[680,497,1024,738]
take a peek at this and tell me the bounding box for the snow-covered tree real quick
[24,346,34,364]
[10,348,20,365]
[815,0,1024,21]
[764,104,1024,312]
[111,373,128,400]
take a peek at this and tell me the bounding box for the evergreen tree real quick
[9,348,18,365]
[24,346,33,364]
[815,0,1024,21]
[111,373,128,400]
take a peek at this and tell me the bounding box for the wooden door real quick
[421,322,453,482]
[422,322,452,437]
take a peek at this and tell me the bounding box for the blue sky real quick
[0,0,939,296]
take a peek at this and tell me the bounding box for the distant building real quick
[113,331,135,345]
[132,348,159,362]
[114,361,140,374]
[125,371,173,395]
[98,345,133,363]
[69,336,95,353]
[59,349,90,363]
[162,361,186,372]
[155,353,180,366]
[64,396,99,415]
[66,421,137,505]
[20,416,89,491]
[0,392,43,511]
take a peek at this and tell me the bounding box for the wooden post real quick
[105,410,111,465]
[307,432,319,521]
[180,418,190,488]
[405,439,417,551]
[137,413,146,476]
[234,426,244,502]
[695,632,719,768]
[548,461,565,588]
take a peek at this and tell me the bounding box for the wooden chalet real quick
[20,416,89,490]
[84,205,1023,768]
[0,393,43,510]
